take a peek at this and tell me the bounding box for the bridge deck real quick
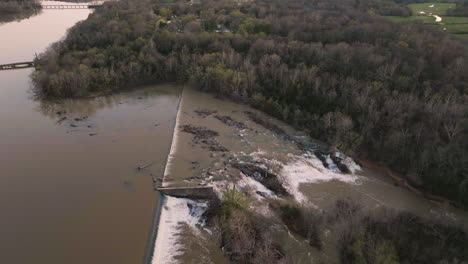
[41,4,95,9]
[0,62,34,71]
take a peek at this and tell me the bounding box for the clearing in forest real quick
[384,2,468,39]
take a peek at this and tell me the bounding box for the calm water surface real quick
[0,7,180,264]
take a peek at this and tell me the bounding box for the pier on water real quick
[41,4,98,9]
[0,62,34,71]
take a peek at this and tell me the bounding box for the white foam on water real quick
[202,166,277,200]
[152,89,190,264]
[161,89,184,187]
[325,155,341,173]
[334,151,362,174]
[238,172,277,199]
[248,149,284,169]
[152,197,208,264]
[280,153,361,204]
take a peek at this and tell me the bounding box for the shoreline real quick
[359,159,465,210]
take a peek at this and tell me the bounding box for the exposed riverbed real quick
[152,87,468,263]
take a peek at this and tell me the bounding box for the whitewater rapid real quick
[280,152,362,204]
[151,197,208,264]
[151,88,184,263]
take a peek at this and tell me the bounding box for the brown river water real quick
[153,88,468,264]
[0,7,181,264]
[1,5,467,264]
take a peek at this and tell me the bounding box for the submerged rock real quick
[314,150,351,174]
[232,162,289,196]
[330,154,350,174]
[314,150,329,169]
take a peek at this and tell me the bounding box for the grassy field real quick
[445,23,468,33]
[440,16,468,24]
[384,2,468,39]
[408,2,455,16]
[384,15,436,23]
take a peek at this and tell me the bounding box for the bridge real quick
[14,0,104,9]
[0,62,34,71]
[41,4,99,9]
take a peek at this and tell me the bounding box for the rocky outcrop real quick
[232,163,289,196]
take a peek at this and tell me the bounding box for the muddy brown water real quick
[2,6,467,264]
[157,87,468,264]
[0,9,182,264]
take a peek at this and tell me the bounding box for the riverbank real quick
[359,159,467,210]
[30,0,468,210]
[0,0,41,23]
[148,87,468,263]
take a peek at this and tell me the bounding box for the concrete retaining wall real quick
[157,187,215,199]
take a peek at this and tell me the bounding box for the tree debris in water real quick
[194,108,217,118]
[180,125,228,152]
[214,115,248,130]
[137,161,155,170]
[56,116,67,124]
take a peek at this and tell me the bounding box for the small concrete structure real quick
[157,186,215,199]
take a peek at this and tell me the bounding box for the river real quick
[152,87,468,263]
[1,4,467,264]
[0,6,181,264]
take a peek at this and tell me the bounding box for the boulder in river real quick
[232,162,289,196]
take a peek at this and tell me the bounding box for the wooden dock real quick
[0,61,34,71]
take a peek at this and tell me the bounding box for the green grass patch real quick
[408,2,455,16]
[384,15,435,23]
[442,16,468,24]
[384,3,468,38]
[454,33,468,39]
[444,23,468,33]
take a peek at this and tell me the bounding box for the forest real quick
[0,0,41,23]
[31,0,468,209]
[208,190,468,263]
[448,0,468,16]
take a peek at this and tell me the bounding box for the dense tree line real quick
[276,199,468,264]
[448,1,468,16]
[0,0,41,23]
[341,210,468,264]
[359,0,413,16]
[32,0,468,207]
